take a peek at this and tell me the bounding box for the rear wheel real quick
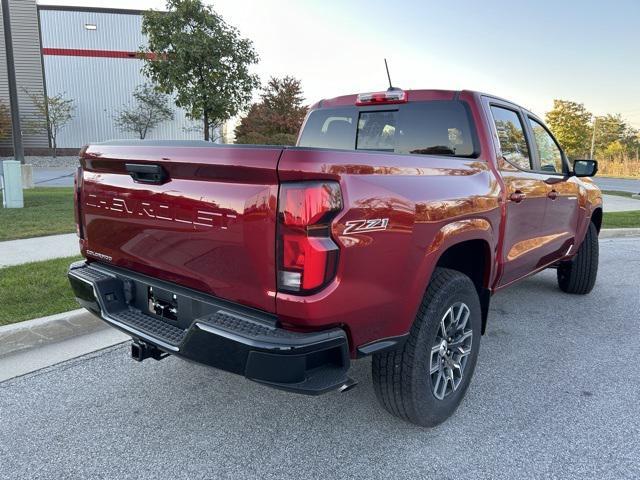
[557,222,599,294]
[372,268,481,427]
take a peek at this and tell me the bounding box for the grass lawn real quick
[0,187,75,241]
[602,210,640,229]
[0,255,82,326]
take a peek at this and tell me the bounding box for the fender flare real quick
[401,218,496,337]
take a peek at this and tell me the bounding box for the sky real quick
[40,0,640,127]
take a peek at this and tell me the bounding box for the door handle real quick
[509,191,526,203]
[547,190,558,200]
[125,163,167,184]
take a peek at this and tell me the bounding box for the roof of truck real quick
[312,89,533,115]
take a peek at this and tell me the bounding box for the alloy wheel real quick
[429,302,473,400]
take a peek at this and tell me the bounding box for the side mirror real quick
[573,159,598,177]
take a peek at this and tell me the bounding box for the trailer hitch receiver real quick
[131,341,169,362]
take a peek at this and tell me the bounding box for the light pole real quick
[1,0,25,164]
[589,116,597,160]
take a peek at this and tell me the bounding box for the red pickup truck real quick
[68,88,601,427]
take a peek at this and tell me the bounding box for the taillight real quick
[278,182,342,294]
[356,88,407,106]
[74,165,84,238]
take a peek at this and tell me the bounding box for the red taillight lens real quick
[356,88,407,106]
[278,182,342,293]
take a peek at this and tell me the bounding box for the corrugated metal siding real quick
[39,8,214,148]
[0,0,49,149]
[39,9,145,52]
[43,55,201,147]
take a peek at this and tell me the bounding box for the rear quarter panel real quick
[276,148,501,351]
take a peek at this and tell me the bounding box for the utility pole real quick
[1,0,25,164]
[589,116,597,160]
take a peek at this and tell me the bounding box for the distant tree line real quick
[545,100,639,177]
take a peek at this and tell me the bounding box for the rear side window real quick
[298,101,478,158]
[490,106,532,170]
[298,108,357,150]
[396,102,476,156]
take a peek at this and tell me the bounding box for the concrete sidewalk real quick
[33,166,75,187]
[0,309,128,382]
[0,233,79,267]
[602,194,640,212]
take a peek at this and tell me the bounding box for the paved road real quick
[593,176,640,194]
[1,238,638,479]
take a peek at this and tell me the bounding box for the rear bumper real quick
[68,261,351,395]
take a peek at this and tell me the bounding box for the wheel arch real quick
[433,238,493,334]
[591,207,603,233]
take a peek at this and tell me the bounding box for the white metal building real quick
[0,3,217,153]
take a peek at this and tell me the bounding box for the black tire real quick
[557,222,599,294]
[372,267,482,427]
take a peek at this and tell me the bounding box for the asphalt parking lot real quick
[1,237,638,479]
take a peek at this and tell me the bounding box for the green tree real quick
[25,91,75,158]
[545,100,591,159]
[234,76,307,145]
[141,0,260,141]
[114,84,174,139]
[592,114,640,160]
[0,100,10,140]
[593,114,626,155]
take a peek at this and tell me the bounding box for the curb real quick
[600,228,640,238]
[0,309,117,358]
[0,308,84,333]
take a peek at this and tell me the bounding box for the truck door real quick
[525,115,581,262]
[487,103,550,287]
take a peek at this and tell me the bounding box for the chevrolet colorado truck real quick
[68,88,601,427]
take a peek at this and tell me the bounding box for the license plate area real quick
[148,286,178,321]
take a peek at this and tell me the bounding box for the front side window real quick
[490,106,531,170]
[528,118,563,173]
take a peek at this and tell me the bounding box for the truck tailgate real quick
[79,143,282,313]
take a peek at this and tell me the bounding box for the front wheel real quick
[557,222,599,294]
[372,268,482,427]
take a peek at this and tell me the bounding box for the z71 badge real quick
[343,218,389,235]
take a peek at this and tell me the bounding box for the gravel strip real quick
[21,156,80,168]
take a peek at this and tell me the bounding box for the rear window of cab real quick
[298,101,478,158]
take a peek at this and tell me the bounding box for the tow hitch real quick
[131,341,170,362]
